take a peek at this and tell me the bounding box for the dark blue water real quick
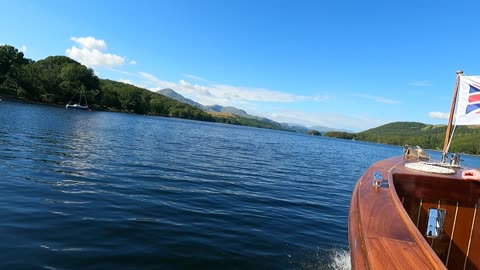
[1,101,480,270]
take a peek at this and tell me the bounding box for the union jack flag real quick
[465,81,480,114]
[455,75,480,125]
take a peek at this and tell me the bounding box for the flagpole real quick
[442,70,463,162]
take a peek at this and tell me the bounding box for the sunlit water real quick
[1,101,479,269]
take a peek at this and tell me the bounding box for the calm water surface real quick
[1,101,480,270]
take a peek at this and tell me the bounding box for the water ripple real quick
[3,101,480,269]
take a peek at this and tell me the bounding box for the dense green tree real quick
[307,130,321,136]
[149,98,166,115]
[0,45,29,78]
[324,131,355,139]
[99,84,122,110]
[0,45,31,95]
[29,56,100,104]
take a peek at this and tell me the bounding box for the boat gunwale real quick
[349,155,457,269]
[387,157,451,269]
[349,175,371,269]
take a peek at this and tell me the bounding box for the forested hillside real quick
[0,45,291,131]
[325,122,480,154]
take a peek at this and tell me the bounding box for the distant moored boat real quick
[66,85,89,111]
[65,103,89,110]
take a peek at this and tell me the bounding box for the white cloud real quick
[409,80,432,87]
[428,111,449,120]
[129,60,136,65]
[208,83,310,103]
[119,79,135,85]
[184,74,212,83]
[66,36,125,68]
[352,94,400,104]
[137,72,179,91]
[66,46,124,67]
[130,72,326,106]
[110,69,137,77]
[20,45,27,53]
[313,95,329,102]
[179,79,213,97]
[71,36,107,50]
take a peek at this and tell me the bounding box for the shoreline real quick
[0,95,66,108]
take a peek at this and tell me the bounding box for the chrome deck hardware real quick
[373,171,383,188]
[450,154,460,166]
[372,171,389,188]
[441,153,461,166]
[426,208,446,238]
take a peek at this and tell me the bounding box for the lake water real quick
[2,101,480,270]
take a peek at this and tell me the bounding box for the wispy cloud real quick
[129,60,136,65]
[351,94,400,104]
[110,69,138,77]
[184,74,212,83]
[207,83,309,103]
[428,111,449,120]
[20,45,27,53]
[66,36,125,68]
[124,72,328,106]
[138,72,179,90]
[409,80,432,87]
[118,79,135,85]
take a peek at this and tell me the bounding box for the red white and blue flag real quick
[455,76,480,125]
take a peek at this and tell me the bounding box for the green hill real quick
[325,122,480,155]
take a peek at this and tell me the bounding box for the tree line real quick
[324,122,480,155]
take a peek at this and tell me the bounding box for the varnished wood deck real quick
[348,156,480,269]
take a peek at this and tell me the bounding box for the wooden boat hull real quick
[349,156,480,269]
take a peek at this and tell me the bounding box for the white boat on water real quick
[66,85,89,110]
[65,103,88,110]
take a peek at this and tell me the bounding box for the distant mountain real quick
[158,88,279,120]
[157,88,294,130]
[157,88,204,108]
[279,124,351,134]
[205,105,248,116]
[309,125,353,133]
[157,89,249,116]
[157,88,345,134]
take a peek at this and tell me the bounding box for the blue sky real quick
[2,0,480,131]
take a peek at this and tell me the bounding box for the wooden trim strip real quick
[446,201,459,267]
[463,203,478,270]
[442,70,463,156]
[416,198,423,227]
